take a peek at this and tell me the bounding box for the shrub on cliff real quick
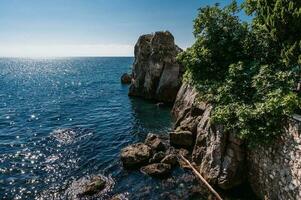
[178,0,301,146]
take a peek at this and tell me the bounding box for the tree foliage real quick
[178,0,301,146]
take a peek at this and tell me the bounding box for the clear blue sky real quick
[0,0,246,57]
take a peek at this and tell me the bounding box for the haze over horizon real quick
[0,0,246,57]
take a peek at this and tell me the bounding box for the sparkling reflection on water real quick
[0,58,201,200]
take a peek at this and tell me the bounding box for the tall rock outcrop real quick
[171,83,246,190]
[129,31,183,103]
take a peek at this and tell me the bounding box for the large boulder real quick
[121,143,152,168]
[129,31,183,103]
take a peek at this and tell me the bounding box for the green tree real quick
[178,0,301,146]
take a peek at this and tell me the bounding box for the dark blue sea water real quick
[0,57,200,200]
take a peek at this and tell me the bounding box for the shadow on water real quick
[129,96,173,140]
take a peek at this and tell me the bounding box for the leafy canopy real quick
[177,0,301,146]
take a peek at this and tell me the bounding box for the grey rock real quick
[65,175,113,199]
[80,176,106,196]
[140,163,172,178]
[171,84,199,120]
[170,130,194,148]
[144,133,165,152]
[121,73,132,84]
[172,83,246,188]
[129,31,183,103]
[121,143,152,168]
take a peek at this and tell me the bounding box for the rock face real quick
[172,83,301,198]
[171,83,246,189]
[169,130,194,148]
[121,73,132,84]
[129,31,183,103]
[144,133,166,152]
[120,143,152,168]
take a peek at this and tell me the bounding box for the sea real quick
[0,57,201,200]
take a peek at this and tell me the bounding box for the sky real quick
[0,0,246,57]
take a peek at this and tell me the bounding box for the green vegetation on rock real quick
[178,0,301,146]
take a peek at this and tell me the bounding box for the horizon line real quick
[0,44,135,58]
[0,55,135,59]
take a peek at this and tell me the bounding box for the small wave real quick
[45,155,60,163]
[51,129,77,144]
[50,128,93,145]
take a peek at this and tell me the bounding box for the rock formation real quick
[122,31,301,198]
[65,175,113,199]
[120,143,152,168]
[170,83,246,190]
[170,83,301,199]
[129,31,183,103]
[140,163,172,177]
[120,133,178,178]
[144,133,166,152]
[81,176,106,196]
[121,73,132,84]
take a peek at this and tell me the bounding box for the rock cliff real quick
[129,31,183,103]
[171,83,246,190]
[123,31,301,199]
[171,83,301,199]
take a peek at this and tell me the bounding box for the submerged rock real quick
[129,31,183,103]
[110,193,128,200]
[121,143,152,168]
[144,133,166,152]
[65,175,113,199]
[121,73,132,84]
[81,176,106,196]
[140,163,172,178]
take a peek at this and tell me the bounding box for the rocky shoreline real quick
[71,30,300,199]
[120,31,301,200]
[118,31,250,199]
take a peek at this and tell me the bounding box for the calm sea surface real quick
[0,57,200,199]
